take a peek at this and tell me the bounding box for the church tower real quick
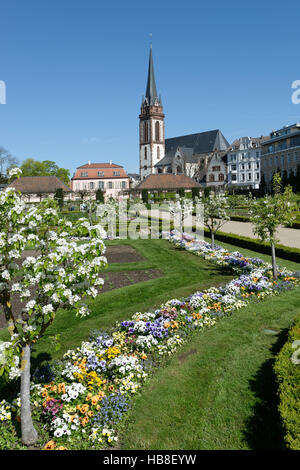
[139,45,165,180]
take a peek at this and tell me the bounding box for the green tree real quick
[20,158,70,184]
[200,193,230,249]
[192,187,200,200]
[54,187,64,210]
[249,174,296,279]
[96,188,105,203]
[141,189,148,204]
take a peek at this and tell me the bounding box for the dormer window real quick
[98,171,104,177]
[80,172,88,177]
[113,171,120,176]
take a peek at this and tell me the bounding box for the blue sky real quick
[1,0,300,176]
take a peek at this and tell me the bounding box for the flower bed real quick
[0,232,299,450]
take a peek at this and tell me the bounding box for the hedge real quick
[273,314,300,450]
[142,215,300,263]
[201,228,300,264]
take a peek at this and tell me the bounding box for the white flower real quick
[25,300,36,311]
[8,167,22,178]
[1,270,10,281]
[42,304,54,315]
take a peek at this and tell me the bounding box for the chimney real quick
[109,160,112,165]
[88,160,91,165]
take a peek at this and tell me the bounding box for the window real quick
[97,171,104,177]
[89,182,94,190]
[248,173,252,181]
[241,164,245,170]
[256,162,259,169]
[122,181,126,189]
[157,147,160,159]
[155,121,160,141]
[241,174,245,181]
[255,173,259,180]
[98,181,104,189]
[232,174,237,181]
[113,171,120,176]
[212,166,221,172]
[80,172,88,177]
[144,122,148,142]
[108,181,113,189]
[209,174,215,182]
[231,165,237,171]
[218,173,224,181]
[144,147,147,159]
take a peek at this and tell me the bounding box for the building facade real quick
[139,46,165,180]
[139,47,230,188]
[154,130,229,186]
[227,136,268,190]
[71,162,130,199]
[260,123,300,191]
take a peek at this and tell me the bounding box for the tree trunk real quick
[271,242,278,280]
[20,345,38,446]
[211,231,215,250]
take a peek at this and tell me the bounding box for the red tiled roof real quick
[77,163,122,169]
[135,173,202,190]
[8,176,72,193]
[72,165,129,180]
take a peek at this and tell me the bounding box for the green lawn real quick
[1,237,299,449]
[0,238,235,366]
[120,287,300,450]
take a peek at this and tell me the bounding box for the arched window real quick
[144,147,147,159]
[209,174,215,182]
[144,122,148,142]
[155,121,160,141]
[157,147,160,159]
[219,173,224,181]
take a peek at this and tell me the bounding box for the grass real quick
[0,238,236,367]
[1,236,299,449]
[120,285,300,450]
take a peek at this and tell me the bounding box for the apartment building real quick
[227,136,268,190]
[260,123,300,191]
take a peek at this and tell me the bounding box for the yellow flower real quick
[44,440,56,450]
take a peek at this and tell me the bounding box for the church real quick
[139,46,230,187]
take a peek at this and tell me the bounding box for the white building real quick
[227,136,268,190]
[71,162,130,200]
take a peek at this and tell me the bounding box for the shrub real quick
[274,314,300,450]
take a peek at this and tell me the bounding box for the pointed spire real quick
[145,45,159,105]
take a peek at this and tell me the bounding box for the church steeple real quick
[145,45,159,105]
[139,45,165,180]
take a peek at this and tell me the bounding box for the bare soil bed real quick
[0,244,160,330]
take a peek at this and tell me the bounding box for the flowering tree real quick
[0,168,107,445]
[199,193,230,249]
[249,174,296,279]
[168,195,194,234]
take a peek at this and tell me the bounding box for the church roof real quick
[165,129,230,154]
